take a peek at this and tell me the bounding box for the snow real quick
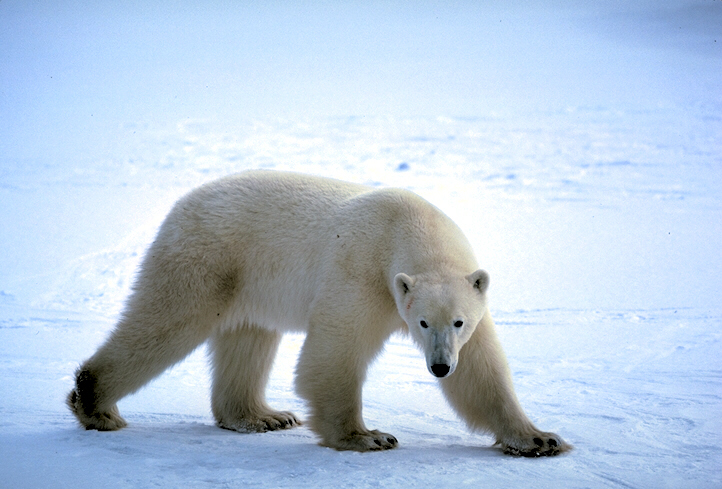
[1,1,721,487]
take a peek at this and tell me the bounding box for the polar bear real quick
[67,170,569,456]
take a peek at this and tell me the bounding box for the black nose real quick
[430,363,450,378]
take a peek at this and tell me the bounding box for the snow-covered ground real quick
[1,1,721,488]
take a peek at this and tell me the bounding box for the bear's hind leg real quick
[67,310,214,431]
[210,324,300,433]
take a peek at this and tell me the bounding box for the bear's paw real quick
[499,431,571,457]
[67,388,128,431]
[217,410,300,433]
[330,429,399,452]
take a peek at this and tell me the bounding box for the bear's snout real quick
[430,363,451,378]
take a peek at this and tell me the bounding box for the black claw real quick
[533,437,544,447]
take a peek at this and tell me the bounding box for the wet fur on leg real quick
[66,368,127,431]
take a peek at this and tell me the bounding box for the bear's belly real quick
[219,275,317,333]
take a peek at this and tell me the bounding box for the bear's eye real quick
[454,320,464,328]
[420,320,428,329]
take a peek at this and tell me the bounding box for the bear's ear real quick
[394,273,416,296]
[467,269,489,294]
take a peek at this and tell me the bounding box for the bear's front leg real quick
[295,319,398,452]
[439,312,571,457]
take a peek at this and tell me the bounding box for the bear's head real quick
[392,269,489,378]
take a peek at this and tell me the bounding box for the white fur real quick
[67,170,569,456]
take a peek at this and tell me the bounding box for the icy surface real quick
[1,1,721,488]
